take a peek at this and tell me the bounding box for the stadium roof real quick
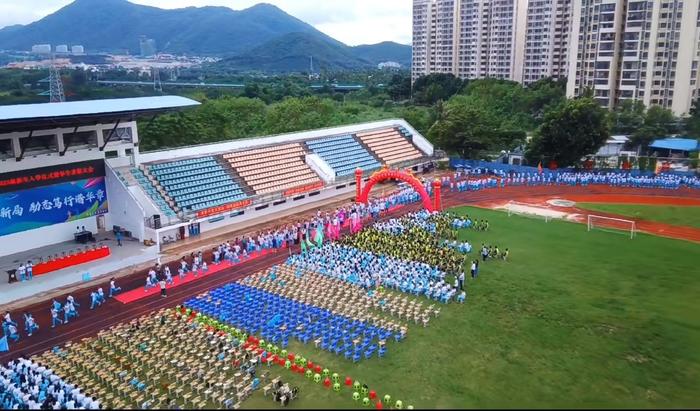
[0,96,200,133]
[649,138,700,152]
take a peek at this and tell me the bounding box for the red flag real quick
[537,162,543,174]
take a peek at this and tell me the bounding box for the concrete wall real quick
[104,164,146,241]
[0,214,99,258]
[402,121,434,156]
[305,154,335,183]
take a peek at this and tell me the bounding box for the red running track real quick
[466,185,700,243]
[114,248,279,304]
[2,184,699,364]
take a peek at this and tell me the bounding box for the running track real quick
[3,184,699,363]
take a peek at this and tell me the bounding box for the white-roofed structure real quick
[0,96,200,133]
[0,96,200,258]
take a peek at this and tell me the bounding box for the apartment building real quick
[522,0,574,85]
[567,0,700,115]
[412,0,562,84]
[412,0,528,83]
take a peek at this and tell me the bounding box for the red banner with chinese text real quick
[196,199,252,219]
[283,181,324,197]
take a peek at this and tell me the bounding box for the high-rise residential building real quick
[412,0,552,84]
[522,0,574,85]
[412,0,457,81]
[567,0,700,115]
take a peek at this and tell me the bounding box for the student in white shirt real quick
[18,263,26,282]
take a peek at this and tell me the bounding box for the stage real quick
[0,231,159,307]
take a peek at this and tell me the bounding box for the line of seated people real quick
[130,169,177,218]
[306,134,381,177]
[357,128,424,165]
[225,144,321,195]
[0,357,99,410]
[146,157,247,212]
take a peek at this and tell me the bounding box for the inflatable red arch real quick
[355,168,440,212]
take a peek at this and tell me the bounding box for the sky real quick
[0,0,412,46]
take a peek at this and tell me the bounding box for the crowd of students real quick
[442,169,700,191]
[341,225,463,275]
[287,243,458,303]
[1,278,124,346]
[1,357,101,409]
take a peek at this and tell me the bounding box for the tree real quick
[427,96,501,158]
[396,106,435,136]
[683,98,700,138]
[612,100,645,135]
[526,98,610,167]
[629,105,678,153]
[387,73,411,101]
[412,73,464,105]
[263,96,336,134]
[524,77,567,124]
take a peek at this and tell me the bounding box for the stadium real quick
[1,96,699,409]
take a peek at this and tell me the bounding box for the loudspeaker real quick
[153,214,161,229]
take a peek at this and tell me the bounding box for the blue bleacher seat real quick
[144,156,248,213]
[307,135,381,177]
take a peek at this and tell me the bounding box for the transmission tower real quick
[152,67,162,92]
[308,56,316,80]
[48,57,65,103]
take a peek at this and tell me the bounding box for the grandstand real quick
[119,119,435,250]
[224,143,320,195]
[357,126,424,165]
[0,96,435,292]
[306,134,382,177]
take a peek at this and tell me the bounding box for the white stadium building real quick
[0,96,435,296]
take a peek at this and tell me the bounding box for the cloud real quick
[0,0,411,46]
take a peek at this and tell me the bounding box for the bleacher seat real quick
[306,134,381,177]
[357,127,424,165]
[130,168,177,218]
[224,143,321,195]
[146,156,247,213]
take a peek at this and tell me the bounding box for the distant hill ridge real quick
[0,0,411,71]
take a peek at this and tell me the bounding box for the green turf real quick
[242,207,700,409]
[578,203,700,229]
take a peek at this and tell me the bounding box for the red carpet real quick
[114,248,282,304]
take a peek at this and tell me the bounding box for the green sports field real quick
[578,203,700,229]
[243,206,700,409]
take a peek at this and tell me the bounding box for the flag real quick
[0,336,9,352]
[315,225,324,248]
[537,162,543,174]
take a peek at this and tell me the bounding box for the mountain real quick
[352,42,412,67]
[0,0,334,56]
[218,34,411,72]
[0,0,411,71]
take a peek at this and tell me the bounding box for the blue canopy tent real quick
[649,138,700,155]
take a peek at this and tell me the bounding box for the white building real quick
[378,61,402,70]
[412,0,556,84]
[567,0,700,116]
[522,0,574,85]
[55,45,69,54]
[31,44,51,54]
[71,45,85,55]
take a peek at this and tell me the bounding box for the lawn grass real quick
[242,207,700,409]
[578,203,700,229]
